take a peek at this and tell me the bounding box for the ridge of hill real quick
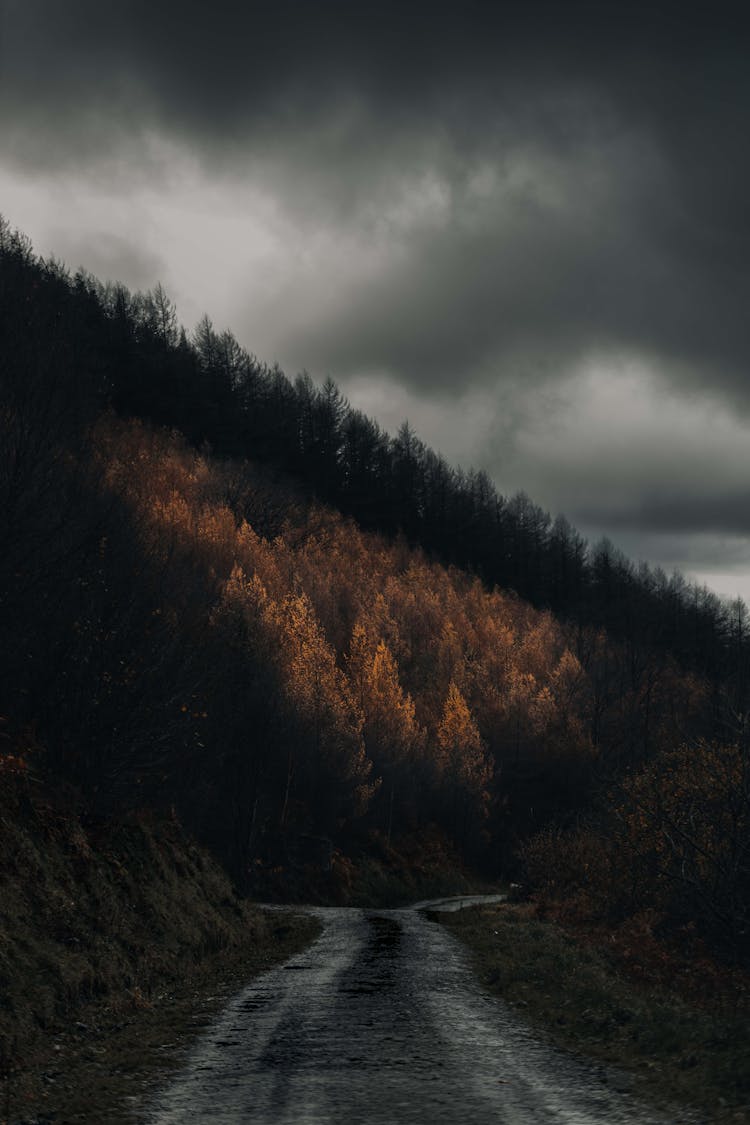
[1,216,748,976]
[1,214,747,703]
[0,773,319,1121]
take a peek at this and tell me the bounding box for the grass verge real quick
[3,909,319,1125]
[438,902,750,1124]
[0,784,321,1124]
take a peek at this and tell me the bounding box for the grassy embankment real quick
[0,781,484,1124]
[0,786,319,1124]
[440,901,750,1124]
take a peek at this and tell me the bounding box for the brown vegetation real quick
[4,219,750,1109]
[523,735,750,963]
[441,901,750,1123]
[77,417,708,890]
[0,775,319,1122]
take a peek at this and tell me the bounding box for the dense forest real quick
[1,215,748,963]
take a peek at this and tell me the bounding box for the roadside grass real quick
[0,785,321,1124]
[439,902,750,1124]
[3,910,319,1125]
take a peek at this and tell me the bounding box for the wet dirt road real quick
[145,897,680,1124]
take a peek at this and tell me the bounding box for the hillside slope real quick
[1,216,747,982]
[0,774,318,1121]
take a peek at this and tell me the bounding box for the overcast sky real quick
[2,1,749,598]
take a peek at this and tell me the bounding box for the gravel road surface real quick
[145,897,683,1124]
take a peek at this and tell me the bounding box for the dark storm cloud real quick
[3,0,746,401]
[577,493,750,537]
[2,0,750,565]
[0,5,735,161]
[3,2,746,191]
[287,144,748,391]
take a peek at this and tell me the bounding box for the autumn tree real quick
[268,591,376,833]
[347,624,425,839]
[616,738,750,958]
[435,681,492,852]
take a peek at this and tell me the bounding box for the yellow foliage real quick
[347,627,424,765]
[91,413,708,846]
[436,682,490,790]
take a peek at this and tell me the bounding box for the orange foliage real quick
[90,416,709,857]
[435,681,492,837]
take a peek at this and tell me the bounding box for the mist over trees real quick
[1,217,748,960]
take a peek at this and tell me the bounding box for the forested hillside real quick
[2,215,746,695]
[1,217,748,963]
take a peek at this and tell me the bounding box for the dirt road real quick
[144,898,684,1124]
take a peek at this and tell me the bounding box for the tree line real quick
[1,217,747,959]
[1,215,745,711]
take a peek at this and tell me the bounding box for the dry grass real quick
[0,787,319,1123]
[2,911,318,1124]
[440,902,750,1124]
